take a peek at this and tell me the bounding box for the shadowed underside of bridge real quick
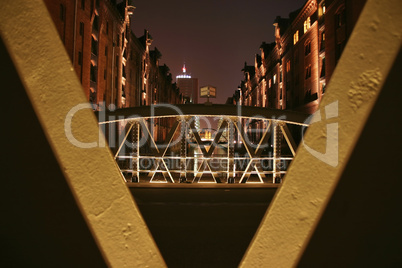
[97,105,310,184]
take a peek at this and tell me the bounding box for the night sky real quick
[131,0,307,104]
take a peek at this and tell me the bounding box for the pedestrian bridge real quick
[97,104,310,184]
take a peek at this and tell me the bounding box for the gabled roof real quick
[274,16,291,35]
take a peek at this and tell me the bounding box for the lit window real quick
[273,74,277,84]
[304,17,311,33]
[269,79,272,88]
[320,32,325,51]
[293,30,299,45]
[286,61,291,73]
[319,2,326,17]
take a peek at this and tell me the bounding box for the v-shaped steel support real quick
[144,120,181,183]
[234,120,272,183]
[190,120,228,183]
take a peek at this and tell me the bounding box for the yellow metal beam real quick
[240,0,402,266]
[0,1,166,267]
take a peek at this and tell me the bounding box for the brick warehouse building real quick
[237,0,367,114]
[43,0,182,110]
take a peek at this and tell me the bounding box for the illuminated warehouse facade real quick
[237,0,367,114]
[43,0,182,109]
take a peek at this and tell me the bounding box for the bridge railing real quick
[97,104,310,184]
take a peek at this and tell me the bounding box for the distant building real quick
[237,0,367,114]
[176,65,199,104]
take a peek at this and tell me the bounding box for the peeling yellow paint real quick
[348,69,382,111]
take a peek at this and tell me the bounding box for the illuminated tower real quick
[176,64,199,104]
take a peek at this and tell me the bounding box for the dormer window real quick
[319,2,326,17]
[304,17,311,33]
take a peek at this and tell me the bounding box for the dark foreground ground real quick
[130,185,278,268]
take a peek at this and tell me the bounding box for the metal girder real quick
[145,120,180,183]
[280,123,298,157]
[114,123,134,159]
[96,104,310,126]
[113,114,304,184]
[255,121,272,156]
[189,120,224,183]
[141,118,160,156]
[234,121,269,183]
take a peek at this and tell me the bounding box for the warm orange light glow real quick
[304,17,311,33]
[293,30,299,44]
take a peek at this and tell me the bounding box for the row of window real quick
[262,58,323,90]
[79,21,112,38]
[295,0,327,44]
[59,0,127,106]
[61,0,100,20]
[293,16,311,45]
[294,32,325,56]
[248,2,330,107]
[62,3,110,35]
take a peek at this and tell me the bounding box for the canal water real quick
[130,186,277,268]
